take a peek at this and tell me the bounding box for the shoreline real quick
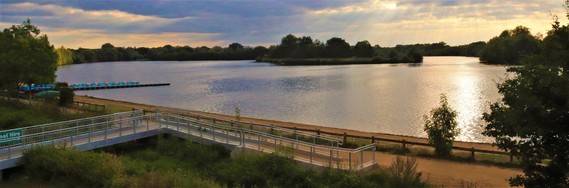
[75,95,501,152]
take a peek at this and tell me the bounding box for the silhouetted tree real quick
[325,37,351,58]
[483,7,569,187]
[354,40,373,57]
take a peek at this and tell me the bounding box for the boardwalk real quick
[0,110,376,172]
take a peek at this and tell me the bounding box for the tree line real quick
[67,43,269,64]
[258,34,424,65]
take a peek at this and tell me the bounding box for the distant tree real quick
[480,26,541,64]
[298,36,313,47]
[228,43,244,50]
[424,94,459,157]
[0,19,57,102]
[325,37,351,58]
[252,46,269,58]
[354,40,374,57]
[483,6,569,187]
[408,48,423,63]
[55,46,73,65]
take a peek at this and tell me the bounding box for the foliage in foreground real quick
[19,137,429,188]
[0,19,57,98]
[22,145,125,187]
[483,3,569,187]
[424,94,459,157]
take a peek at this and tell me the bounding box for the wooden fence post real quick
[317,129,320,135]
[371,136,375,143]
[510,152,514,163]
[343,132,347,143]
[471,147,475,160]
[402,139,407,149]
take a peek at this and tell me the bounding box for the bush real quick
[388,156,424,187]
[215,153,317,187]
[22,145,126,187]
[423,94,459,157]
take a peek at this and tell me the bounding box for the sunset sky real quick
[1,0,567,49]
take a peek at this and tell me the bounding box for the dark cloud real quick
[3,0,352,18]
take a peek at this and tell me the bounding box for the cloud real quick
[1,0,567,48]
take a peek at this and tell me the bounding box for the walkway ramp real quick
[0,111,376,171]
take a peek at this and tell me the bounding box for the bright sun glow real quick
[384,3,397,10]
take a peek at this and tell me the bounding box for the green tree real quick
[228,43,244,51]
[0,19,57,102]
[354,40,374,57]
[325,37,351,58]
[482,9,569,187]
[55,46,73,65]
[480,26,542,65]
[423,94,459,157]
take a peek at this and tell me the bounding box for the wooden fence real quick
[144,109,514,163]
[73,101,105,112]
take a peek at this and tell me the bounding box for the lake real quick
[56,56,508,142]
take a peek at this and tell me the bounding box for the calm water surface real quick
[57,57,508,142]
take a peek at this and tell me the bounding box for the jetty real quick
[70,81,170,91]
[19,82,170,92]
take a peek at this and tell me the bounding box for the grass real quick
[0,100,102,130]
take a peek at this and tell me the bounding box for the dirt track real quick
[75,95,522,187]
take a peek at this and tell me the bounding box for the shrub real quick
[215,153,317,187]
[388,156,424,187]
[423,94,459,157]
[22,145,126,187]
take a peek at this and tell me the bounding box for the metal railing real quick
[159,113,376,170]
[0,111,376,171]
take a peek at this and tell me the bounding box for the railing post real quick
[329,148,333,167]
[177,116,180,131]
[133,117,137,134]
[200,126,203,138]
[372,145,376,164]
[360,151,364,169]
[291,142,295,157]
[119,120,122,136]
[343,132,347,144]
[104,123,108,140]
[213,127,216,141]
[156,109,161,128]
[471,147,475,160]
[310,146,314,164]
[240,130,244,147]
[257,135,261,151]
[349,152,352,170]
[146,118,149,131]
[402,139,407,150]
[294,127,298,140]
[226,130,229,143]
